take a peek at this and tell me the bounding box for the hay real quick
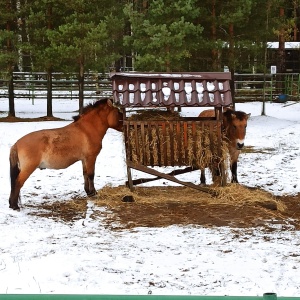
[125,109,229,182]
[26,184,288,228]
[126,120,227,170]
[214,184,286,212]
[95,184,285,213]
[128,109,181,121]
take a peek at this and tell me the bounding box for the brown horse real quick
[199,108,250,184]
[9,98,123,210]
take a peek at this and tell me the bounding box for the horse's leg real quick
[200,169,206,185]
[82,158,97,197]
[9,167,36,210]
[9,147,20,209]
[9,186,21,210]
[230,148,240,183]
[231,161,238,183]
[9,145,38,210]
[9,179,23,210]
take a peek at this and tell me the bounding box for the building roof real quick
[110,72,232,107]
[267,42,300,49]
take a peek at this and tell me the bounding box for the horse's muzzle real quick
[237,143,244,149]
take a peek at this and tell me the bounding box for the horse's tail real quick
[10,144,20,194]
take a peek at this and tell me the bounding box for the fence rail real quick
[1,72,300,103]
[234,73,300,102]
[0,72,112,101]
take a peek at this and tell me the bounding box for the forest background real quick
[1,0,299,74]
[0,0,299,115]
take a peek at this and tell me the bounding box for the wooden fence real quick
[0,72,112,101]
[234,73,300,102]
[1,72,300,103]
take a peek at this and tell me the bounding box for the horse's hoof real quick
[87,191,97,198]
[10,205,20,211]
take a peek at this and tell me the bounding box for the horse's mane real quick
[224,109,248,121]
[72,98,109,122]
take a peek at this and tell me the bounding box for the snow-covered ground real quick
[0,98,300,296]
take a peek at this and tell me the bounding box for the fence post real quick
[30,72,35,105]
[270,75,273,101]
[71,80,73,100]
[285,74,291,96]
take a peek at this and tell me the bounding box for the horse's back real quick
[14,125,86,170]
[198,109,215,118]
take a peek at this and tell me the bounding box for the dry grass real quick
[27,184,292,228]
[125,109,230,187]
[215,184,286,212]
[95,184,285,213]
[128,109,182,121]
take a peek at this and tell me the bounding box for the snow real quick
[111,72,205,78]
[0,98,300,296]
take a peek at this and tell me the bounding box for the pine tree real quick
[124,0,203,72]
[0,0,21,117]
[45,0,123,111]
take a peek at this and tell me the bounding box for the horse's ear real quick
[246,113,251,119]
[107,98,113,107]
[223,106,233,112]
[231,113,236,120]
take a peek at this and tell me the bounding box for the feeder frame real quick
[110,72,233,192]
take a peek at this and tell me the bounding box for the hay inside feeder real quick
[128,109,182,121]
[125,109,228,172]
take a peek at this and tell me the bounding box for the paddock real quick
[1,99,300,295]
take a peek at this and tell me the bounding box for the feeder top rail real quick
[110,72,232,107]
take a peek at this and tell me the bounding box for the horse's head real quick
[107,98,123,132]
[223,109,251,150]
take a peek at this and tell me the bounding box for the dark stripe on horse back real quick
[73,98,111,122]
[224,109,248,120]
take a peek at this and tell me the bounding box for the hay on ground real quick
[95,184,285,213]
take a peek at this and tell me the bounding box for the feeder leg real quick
[127,166,134,191]
[220,162,227,186]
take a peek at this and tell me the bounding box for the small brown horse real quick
[199,108,250,184]
[9,98,123,210]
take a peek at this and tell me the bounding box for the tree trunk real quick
[46,67,53,117]
[262,0,271,116]
[211,0,219,71]
[293,2,297,41]
[228,23,235,107]
[165,45,171,72]
[78,57,85,113]
[278,7,285,74]
[8,71,15,117]
[277,7,286,94]
[7,0,15,117]
[46,4,53,117]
